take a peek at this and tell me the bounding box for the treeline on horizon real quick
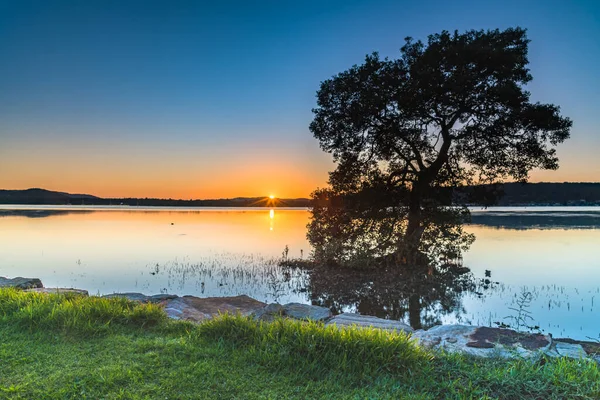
[1,182,600,207]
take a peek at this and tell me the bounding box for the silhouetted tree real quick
[308,27,571,267]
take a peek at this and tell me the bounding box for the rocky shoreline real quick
[2,276,599,363]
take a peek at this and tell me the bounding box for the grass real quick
[0,288,598,399]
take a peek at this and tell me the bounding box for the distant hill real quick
[1,183,600,207]
[469,182,600,206]
[106,196,312,207]
[0,188,99,205]
[0,189,312,207]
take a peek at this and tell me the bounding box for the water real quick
[1,205,599,340]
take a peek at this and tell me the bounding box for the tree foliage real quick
[308,27,572,267]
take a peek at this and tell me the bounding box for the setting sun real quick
[269,195,275,199]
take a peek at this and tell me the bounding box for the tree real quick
[308,27,571,267]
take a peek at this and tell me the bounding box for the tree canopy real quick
[308,27,572,267]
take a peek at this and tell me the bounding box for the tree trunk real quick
[398,132,452,267]
[400,186,426,266]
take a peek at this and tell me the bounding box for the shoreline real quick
[2,276,598,364]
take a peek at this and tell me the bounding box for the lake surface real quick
[1,205,599,340]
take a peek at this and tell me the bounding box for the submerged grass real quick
[0,288,599,399]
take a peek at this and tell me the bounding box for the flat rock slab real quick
[412,325,552,358]
[282,303,332,321]
[25,288,89,296]
[102,293,178,303]
[0,277,43,289]
[555,338,600,356]
[164,295,266,323]
[547,342,588,359]
[326,313,413,333]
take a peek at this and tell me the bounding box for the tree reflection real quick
[300,258,479,329]
[303,207,491,329]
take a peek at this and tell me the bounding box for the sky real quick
[0,0,598,199]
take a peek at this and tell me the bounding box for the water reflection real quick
[146,254,309,304]
[470,209,600,229]
[300,262,489,329]
[1,206,599,339]
[0,209,94,218]
[144,252,492,330]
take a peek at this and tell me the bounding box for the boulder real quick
[25,288,88,296]
[163,298,210,321]
[412,325,552,358]
[252,303,285,322]
[553,338,600,357]
[326,313,413,334]
[282,303,332,321]
[102,292,178,303]
[547,342,588,359]
[103,292,147,302]
[0,277,43,289]
[164,295,266,323]
[148,294,179,302]
[264,303,285,315]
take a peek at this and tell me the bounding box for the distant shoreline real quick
[2,182,600,207]
[1,204,600,210]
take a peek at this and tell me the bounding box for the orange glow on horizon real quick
[0,136,334,199]
[1,138,597,199]
[0,162,330,200]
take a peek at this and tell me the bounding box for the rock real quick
[148,294,179,302]
[264,303,285,315]
[102,292,178,303]
[163,298,210,321]
[0,276,43,289]
[466,326,550,351]
[554,338,600,356]
[25,288,89,296]
[103,293,152,302]
[164,295,266,323]
[547,342,588,359]
[412,325,552,359]
[252,303,285,322]
[325,313,413,334]
[282,303,332,321]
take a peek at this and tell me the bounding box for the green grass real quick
[0,288,598,399]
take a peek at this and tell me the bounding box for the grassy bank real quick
[0,289,598,399]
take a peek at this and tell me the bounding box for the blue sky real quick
[0,0,598,198]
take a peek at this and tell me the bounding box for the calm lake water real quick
[1,205,599,340]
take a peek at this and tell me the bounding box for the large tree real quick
[308,27,571,267]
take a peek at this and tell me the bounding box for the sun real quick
[269,195,275,199]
